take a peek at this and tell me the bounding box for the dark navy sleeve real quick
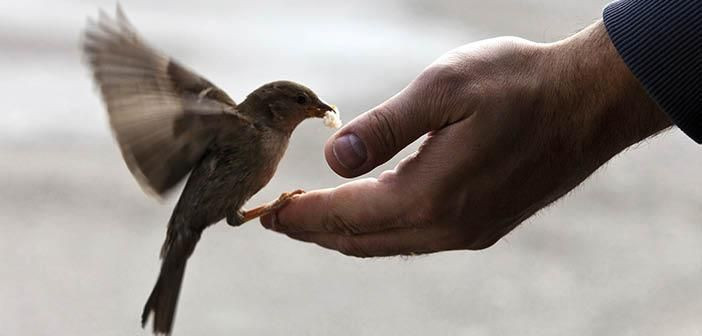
[603,0,701,144]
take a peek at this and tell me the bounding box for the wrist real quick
[543,21,671,165]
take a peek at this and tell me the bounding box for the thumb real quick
[325,75,441,178]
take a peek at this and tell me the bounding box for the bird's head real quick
[244,80,340,132]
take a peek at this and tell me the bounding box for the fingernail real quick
[332,133,367,169]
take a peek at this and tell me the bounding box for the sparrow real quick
[82,6,341,335]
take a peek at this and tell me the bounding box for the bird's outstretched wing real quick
[83,6,250,197]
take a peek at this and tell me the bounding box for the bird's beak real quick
[306,100,336,118]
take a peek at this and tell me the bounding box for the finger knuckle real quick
[366,105,399,159]
[324,212,361,235]
[336,238,371,258]
[414,62,469,126]
[421,62,466,96]
[322,192,362,235]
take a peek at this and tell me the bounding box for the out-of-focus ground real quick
[1,1,700,335]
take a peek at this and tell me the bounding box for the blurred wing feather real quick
[83,6,249,197]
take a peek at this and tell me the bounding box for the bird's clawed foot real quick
[270,189,305,212]
[234,189,305,225]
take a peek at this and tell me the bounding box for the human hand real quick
[260,21,671,257]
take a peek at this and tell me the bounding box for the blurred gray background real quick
[1,0,700,335]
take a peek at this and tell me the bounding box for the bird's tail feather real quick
[142,231,198,335]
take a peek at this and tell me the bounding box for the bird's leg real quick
[226,211,246,227]
[237,189,305,224]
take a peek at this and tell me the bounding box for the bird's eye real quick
[296,95,307,104]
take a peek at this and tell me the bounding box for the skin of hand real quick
[84,7,336,335]
[260,21,673,257]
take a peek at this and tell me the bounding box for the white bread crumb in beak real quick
[323,105,342,129]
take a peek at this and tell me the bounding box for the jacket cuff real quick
[603,0,701,143]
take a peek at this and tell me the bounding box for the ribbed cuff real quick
[603,0,701,144]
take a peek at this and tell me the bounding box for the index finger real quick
[260,177,418,235]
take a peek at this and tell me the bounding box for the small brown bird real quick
[82,7,340,335]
